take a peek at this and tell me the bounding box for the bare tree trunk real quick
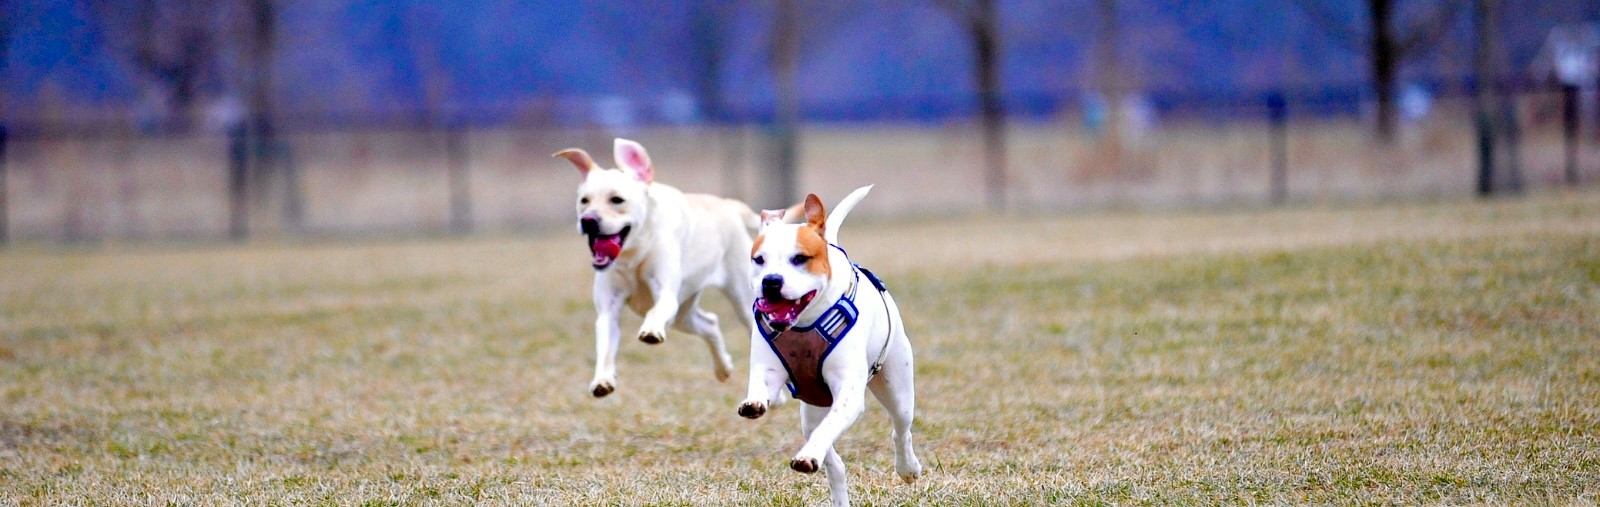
[932,0,1008,209]
[689,1,743,200]
[1369,0,1398,143]
[1095,0,1124,144]
[768,0,800,209]
[1473,0,1498,195]
[248,0,299,231]
[404,6,472,234]
[1295,0,1462,144]
[0,9,9,246]
[130,0,212,130]
[973,0,1006,211]
[1088,0,1135,191]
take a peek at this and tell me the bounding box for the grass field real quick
[3,190,1598,505]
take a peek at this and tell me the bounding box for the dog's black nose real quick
[580,216,600,235]
[761,275,784,298]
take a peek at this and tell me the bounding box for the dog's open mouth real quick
[755,291,816,329]
[586,226,631,270]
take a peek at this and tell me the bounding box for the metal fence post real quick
[228,123,250,240]
[1562,83,1580,186]
[1267,92,1288,205]
[0,124,8,246]
[446,126,472,234]
[1476,111,1495,196]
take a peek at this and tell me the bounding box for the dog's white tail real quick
[824,185,873,245]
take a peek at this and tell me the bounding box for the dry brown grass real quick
[2,189,1598,505]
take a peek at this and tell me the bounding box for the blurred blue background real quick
[2,1,1598,243]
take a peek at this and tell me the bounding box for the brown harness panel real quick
[769,328,835,407]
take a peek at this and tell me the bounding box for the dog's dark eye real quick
[609,196,625,205]
[579,197,590,205]
[753,255,765,266]
[790,254,810,266]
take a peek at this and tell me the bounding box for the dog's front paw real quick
[737,400,767,419]
[897,458,923,484]
[637,330,665,345]
[589,380,616,398]
[789,456,820,474]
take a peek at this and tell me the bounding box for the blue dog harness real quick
[754,245,891,407]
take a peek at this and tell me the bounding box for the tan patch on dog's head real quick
[795,226,830,277]
[751,233,765,257]
[798,194,831,277]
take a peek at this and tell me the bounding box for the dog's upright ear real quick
[553,148,599,175]
[613,138,654,183]
[760,209,788,228]
[803,194,826,233]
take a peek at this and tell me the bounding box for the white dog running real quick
[737,185,922,507]
[553,138,759,398]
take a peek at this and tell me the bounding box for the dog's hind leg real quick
[800,404,851,507]
[719,283,758,338]
[869,339,923,483]
[672,293,734,382]
[719,278,758,332]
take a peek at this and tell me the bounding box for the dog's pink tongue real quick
[592,236,622,261]
[756,298,800,323]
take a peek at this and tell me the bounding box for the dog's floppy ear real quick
[803,194,826,233]
[552,148,599,175]
[613,138,654,183]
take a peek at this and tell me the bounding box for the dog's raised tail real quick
[823,185,873,245]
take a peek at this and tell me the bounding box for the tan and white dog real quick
[553,138,759,398]
[737,185,922,507]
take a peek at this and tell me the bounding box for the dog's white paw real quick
[789,455,820,474]
[896,455,923,483]
[589,379,616,398]
[737,400,767,419]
